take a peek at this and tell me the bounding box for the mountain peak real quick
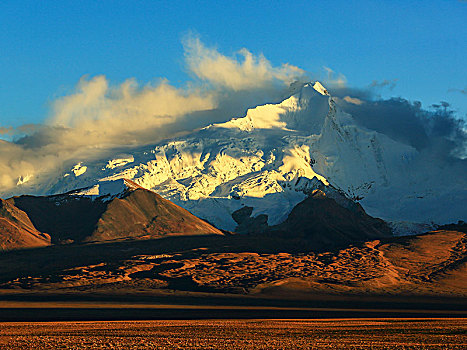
[311,81,330,96]
[212,81,331,133]
[289,80,330,97]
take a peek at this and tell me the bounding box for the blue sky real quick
[1,0,466,129]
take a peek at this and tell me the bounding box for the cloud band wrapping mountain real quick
[0,37,466,200]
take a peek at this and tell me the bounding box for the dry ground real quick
[3,230,465,297]
[0,319,466,349]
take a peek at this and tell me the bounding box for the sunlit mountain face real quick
[9,82,465,234]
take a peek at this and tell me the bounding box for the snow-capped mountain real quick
[11,82,467,232]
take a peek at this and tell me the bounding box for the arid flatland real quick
[0,319,466,349]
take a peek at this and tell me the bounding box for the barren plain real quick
[1,319,466,349]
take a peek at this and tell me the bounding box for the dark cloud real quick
[369,79,398,91]
[333,86,467,159]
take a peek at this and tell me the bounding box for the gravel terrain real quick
[1,319,466,349]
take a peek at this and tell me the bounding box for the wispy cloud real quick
[448,87,467,95]
[343,96,364,105]
[370,79,398,90]
[323,66,347,88]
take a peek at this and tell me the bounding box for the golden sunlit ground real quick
[0,319,466,349]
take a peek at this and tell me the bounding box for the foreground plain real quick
[0,319,466,349]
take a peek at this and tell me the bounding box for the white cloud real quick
[50,75,216,145]
[343,96,364,105]
[323,66,347,88]
[183,35,305,91]
[0,37,307,195]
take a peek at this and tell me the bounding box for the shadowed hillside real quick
[270,190,392,245]
[0,199,50,251]
[4,183,222,246]
[8,195,107,244]
[88,188,223,242]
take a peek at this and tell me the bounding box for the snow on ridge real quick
[105,155,135,169]
[71,162,87,177]
[312,81,329,96]
[69,178,141,201]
